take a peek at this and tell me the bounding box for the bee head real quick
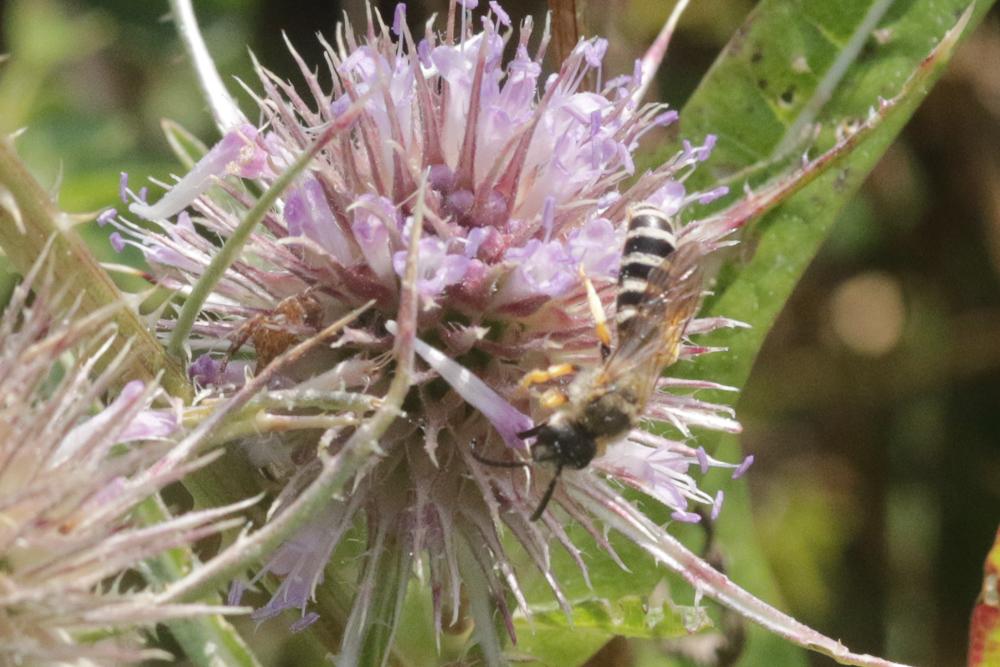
[524,420,596,470]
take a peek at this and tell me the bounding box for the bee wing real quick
[603,242,704,398]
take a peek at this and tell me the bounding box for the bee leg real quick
[516,422,547,439]
[469,440,530,468]
[530,463,563,521]
[579,265,612,360]
[519,363,576,389]
[470,450,530,468]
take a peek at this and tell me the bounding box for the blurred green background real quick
[0,1,997,665]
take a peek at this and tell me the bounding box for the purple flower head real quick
[121,0,759,656]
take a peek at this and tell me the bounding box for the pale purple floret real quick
[392,237,476,300]
[129,124,265,221]
[97,208,117,226]
[499,239,578,302]
[55,380,148,464]
[711,491,725,521]
[290,613,321,633]
[391,4,406,36]
[229,498,360,628]
[648,180,687,215]
[567,217,621,276]
[284,177,354,265]
[699,185,730,204]
[733,454,755,479]
[488,1,510,26]
[62,380,179,452]
[656,110,680,126]
[583,38,608,69]
[189,354,222,386]
[350,197,398,285]
[696,446,710,474]
[119,406,180,442]
[595,441,724,520]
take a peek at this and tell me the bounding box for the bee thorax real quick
[579,390,636,438]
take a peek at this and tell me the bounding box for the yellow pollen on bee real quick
[540,388,568,409]
[519,363,576,389]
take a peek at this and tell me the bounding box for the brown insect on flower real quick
[223,289,324,373]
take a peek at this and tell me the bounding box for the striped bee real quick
[514,204,705,520]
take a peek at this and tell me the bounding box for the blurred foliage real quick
[1,1,998,666]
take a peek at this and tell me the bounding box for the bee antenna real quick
[530,464,562,522]
[469,444,530,469]
[516,422,546,439]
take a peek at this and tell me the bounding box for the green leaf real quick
[513,518,721,663]
[527,0,992,665]
[517,589,704,665]
[675,2,990,663]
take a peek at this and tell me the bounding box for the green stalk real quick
[338,525,415,667]
[457,535,506,667]
[0,138,191,400]
[181,389,377,449]
[360,543,412,667]
[135,496,262,667]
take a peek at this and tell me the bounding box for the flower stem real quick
[457,534,506,667]
[135,496,262,667]
[167,0,246,133]
[182,388,378,447]
[0,138,191,400]
[340,525,414,667]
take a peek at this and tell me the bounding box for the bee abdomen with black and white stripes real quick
[616,205,677,329]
